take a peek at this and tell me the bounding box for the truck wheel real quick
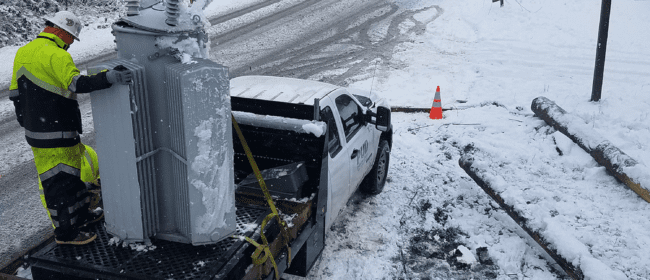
[361,140,390,195]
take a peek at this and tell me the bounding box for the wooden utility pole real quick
[591,0,612,102]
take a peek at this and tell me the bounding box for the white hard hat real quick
[43,11,82,41]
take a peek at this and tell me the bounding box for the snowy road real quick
[211,0,444,85]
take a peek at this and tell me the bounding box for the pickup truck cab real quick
[230,75,393,229]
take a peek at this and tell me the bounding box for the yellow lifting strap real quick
[242,213,280,279]
[231,114,292,279]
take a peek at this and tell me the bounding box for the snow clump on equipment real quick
[192,117,235,235]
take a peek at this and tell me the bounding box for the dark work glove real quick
[106,65,133,85]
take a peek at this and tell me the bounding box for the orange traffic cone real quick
[429,86,443,119]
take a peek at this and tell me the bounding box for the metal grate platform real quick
[31,206,268,280]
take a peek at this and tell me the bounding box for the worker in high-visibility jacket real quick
[8,11,133,245]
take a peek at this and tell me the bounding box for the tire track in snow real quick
[209,0,319,48]
[210,0,388,76]
[303,112,562,279]
[237,3,445,87]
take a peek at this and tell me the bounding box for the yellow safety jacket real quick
[9,32,111,148]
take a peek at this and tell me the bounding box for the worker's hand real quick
[106,65,133,85]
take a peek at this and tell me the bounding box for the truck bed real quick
[30,205,270,280]
[29,190,321,280]
[27,96,328,280]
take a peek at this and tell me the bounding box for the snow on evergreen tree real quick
[0,0,124,48]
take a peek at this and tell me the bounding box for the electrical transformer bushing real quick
[88,1,236,245]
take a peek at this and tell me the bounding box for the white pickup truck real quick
[27,75,393,280]
[230,75,393,229]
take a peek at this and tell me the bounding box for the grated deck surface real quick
[32,206,267,279]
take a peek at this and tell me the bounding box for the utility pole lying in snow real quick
[591,0,612,102]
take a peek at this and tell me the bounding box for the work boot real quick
[55,231,97,245]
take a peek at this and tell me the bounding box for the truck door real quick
[321,105,349,228]
[334,93,373,197]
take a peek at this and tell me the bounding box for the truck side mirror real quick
[375,106,390,132]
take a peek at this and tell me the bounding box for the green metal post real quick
[591,0,612,102]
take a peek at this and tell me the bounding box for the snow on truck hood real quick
[230,75,339,106]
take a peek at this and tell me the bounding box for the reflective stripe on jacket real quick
[9,32,111,148]
[10,33,78,94]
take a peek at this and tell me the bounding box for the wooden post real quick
[531,97,650,203]
[459,154,584,280]
[591,0,612,102]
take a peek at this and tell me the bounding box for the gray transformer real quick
[88,8,236,245]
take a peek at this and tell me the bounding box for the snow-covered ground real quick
[4,0,650,279]
[304,0,650,279]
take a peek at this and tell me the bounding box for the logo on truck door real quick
[356,140,371,169]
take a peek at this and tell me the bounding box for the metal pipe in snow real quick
[591,0,611,102]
